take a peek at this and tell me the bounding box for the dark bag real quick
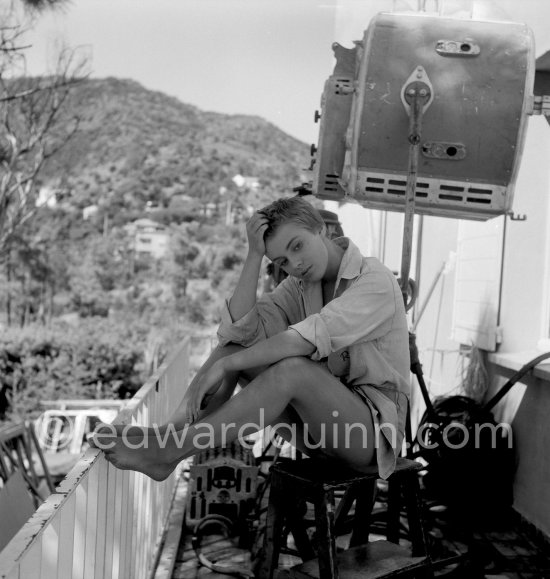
[415,395,515,523]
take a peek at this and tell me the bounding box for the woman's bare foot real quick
[93,423,182,438]
[90,428,189,481]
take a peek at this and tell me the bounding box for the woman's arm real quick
[228,251,263,321]
[224,329,315,373]
[227,212,268,321]
[185,329,314,423]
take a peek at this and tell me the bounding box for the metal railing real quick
[0,337,190,579]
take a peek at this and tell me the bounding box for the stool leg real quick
[349,479,377,548]
[403,473,429,558]
[286,495,316,561]
[260,472,287,579]
[334,486,357,535]
[386,477,402,544]
[403,473,434,578]
[312,486,338,579]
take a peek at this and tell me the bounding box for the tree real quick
[166,225,201,300]
[0,0,88,259]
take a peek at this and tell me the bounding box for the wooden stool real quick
[260,457,433,579]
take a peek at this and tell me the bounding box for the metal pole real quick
[400,91,424,307]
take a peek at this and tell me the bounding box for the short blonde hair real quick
[258,197,325,240]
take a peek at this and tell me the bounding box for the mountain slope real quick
[42,77,310,215]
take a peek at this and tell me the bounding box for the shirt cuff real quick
[217,299,261,346]
[289,314,331,361]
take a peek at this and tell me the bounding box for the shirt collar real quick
[334,237,364,281]
[298,236,363,290]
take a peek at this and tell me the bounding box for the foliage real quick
[0,74,308,422]
[38,77,308,217]
[18,0,70,11]
[0,318,148,421]
[0,2,89,257]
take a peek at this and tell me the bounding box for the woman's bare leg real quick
[93,357,377,480]
[269,407,335,460]
[106,343,266,436]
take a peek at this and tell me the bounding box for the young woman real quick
[91,197,410,481]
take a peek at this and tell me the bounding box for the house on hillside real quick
[201,202,218,218]
[145,201,162,212]
[232,174,260,190]
[82,205,99,221]
[35,187,58,208]
[125,218,169,259]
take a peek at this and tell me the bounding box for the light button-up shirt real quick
[218,237,410,479]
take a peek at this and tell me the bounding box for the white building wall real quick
[498,116,550,353]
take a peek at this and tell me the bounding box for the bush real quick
[0,318,148,422]
[221,250,243,270]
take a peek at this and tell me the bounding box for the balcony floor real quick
[167,475,550,579]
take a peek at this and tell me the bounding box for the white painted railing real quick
[0,337,190,579]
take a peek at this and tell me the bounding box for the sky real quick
[23,0,550,145]
[24,0,339,144]
[20,0,550,256]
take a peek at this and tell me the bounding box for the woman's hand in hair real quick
[246,211,269,257]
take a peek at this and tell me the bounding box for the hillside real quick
[40,77,310,217]
[0,77,317,420]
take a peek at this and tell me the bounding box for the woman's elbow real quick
[285,329,316,356]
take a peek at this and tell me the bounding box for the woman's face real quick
[265,222,328,282]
